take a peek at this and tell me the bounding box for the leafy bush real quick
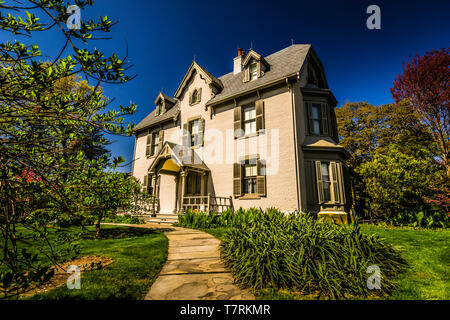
[218,209,407,299]
[358,146,448,228]
[177,208,256,228]
[103,214,144,225]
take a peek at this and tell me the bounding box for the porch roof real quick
[149,141,210,173]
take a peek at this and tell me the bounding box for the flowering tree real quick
[391,49,450,176]
[0,0,137,297]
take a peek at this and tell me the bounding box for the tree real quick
[0,1,136,297]
[358,145,446,226]
[336,101,437,218]
[391,48,450,176]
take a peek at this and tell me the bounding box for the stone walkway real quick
[103,222,254,300]
[145,225,254,300]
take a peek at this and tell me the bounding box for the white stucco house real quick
[132,45,350,223]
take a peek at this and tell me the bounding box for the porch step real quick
[145,213,180,225]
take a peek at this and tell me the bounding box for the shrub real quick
[219,209,407,299]
[103,214,144,225]
[177,208,258,228]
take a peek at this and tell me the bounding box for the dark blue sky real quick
[3,0,449,171]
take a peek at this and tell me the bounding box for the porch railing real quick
[118,198,160,215]
[182,193,233,213]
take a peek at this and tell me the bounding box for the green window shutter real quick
[321,103,329,135]
[182,123,189,147]
[197,88,202,103]
[315,161,324,204]
[198,118,205,146]
[143,175,148,192]
[243,68,250,82]
[146,130,152,157]
[338,162,346,205]
[307,102,314,135]
[233,162,242,197]
[330,162,340,204]
[234,106,242,139]
[257,62,261,78]
[158,130,164,152]
[255,100,265,132]
[256,159,266,197]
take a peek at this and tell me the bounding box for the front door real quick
[158,174,177,213]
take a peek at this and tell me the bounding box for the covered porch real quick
[146,142,233,214]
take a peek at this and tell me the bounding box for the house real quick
[132,45,351,222]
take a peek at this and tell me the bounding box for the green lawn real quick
[200,225,450,300]
[19,225,168,300]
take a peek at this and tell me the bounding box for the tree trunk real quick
[95,215,103,239]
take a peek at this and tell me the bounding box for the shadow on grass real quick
[81,226,158,240]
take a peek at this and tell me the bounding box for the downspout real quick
[287,77,302,212]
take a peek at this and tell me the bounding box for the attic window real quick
[250,63,258,81]
[155,101,163,116]
[189,88,202,106]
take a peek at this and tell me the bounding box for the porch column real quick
[179,170,187,213]
[151,174,157,214]
[173,176,179,214]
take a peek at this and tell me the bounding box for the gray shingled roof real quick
[134,101,179,132]
[206,44,311,106]
[134,44,311,132]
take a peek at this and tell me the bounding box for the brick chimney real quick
[233,48,245,75]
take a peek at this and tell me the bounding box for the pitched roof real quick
[134,44,312,132]
[174,61,223,99]
[206,44,311,106]
[154,92,177,105]
[150,141,210,172]
[134,101,180,132]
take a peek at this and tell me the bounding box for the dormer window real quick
[242,50,269,83]
[155,101,163,116]
[250,63,258,81]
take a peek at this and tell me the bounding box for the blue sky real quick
[2,0,449,171]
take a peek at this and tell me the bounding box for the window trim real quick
[315,160,344,205]
[306,101,329,137]
[249,63,258,81]
[150,132,160,156]
[189,87,202,106]
[233,155,266,198]
[242,104,257,136]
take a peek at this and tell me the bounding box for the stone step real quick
[146,219,176,225]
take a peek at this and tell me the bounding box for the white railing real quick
[182,193,233,213]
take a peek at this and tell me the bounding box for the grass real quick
[19,225,168,300]
[199,225,449,300]
[359,224,450,300]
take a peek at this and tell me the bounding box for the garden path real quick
[105,222,254,300]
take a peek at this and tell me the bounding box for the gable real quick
[174,61,223,99]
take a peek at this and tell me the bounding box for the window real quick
[243,105,256,135]
[151,132,160,156]
[320,162,331,202]
[315,161,344,205]
[189,88,202,105]
[311,104,322,135]
[250,63,258,80]
[183,118,204,148]
[186,172,202,195]
[189,119,200,147]
[243,161,257,194]
[156,101,163,116]
[307,102,328,136]
[233,158,266,197]
[192,90,198,103]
